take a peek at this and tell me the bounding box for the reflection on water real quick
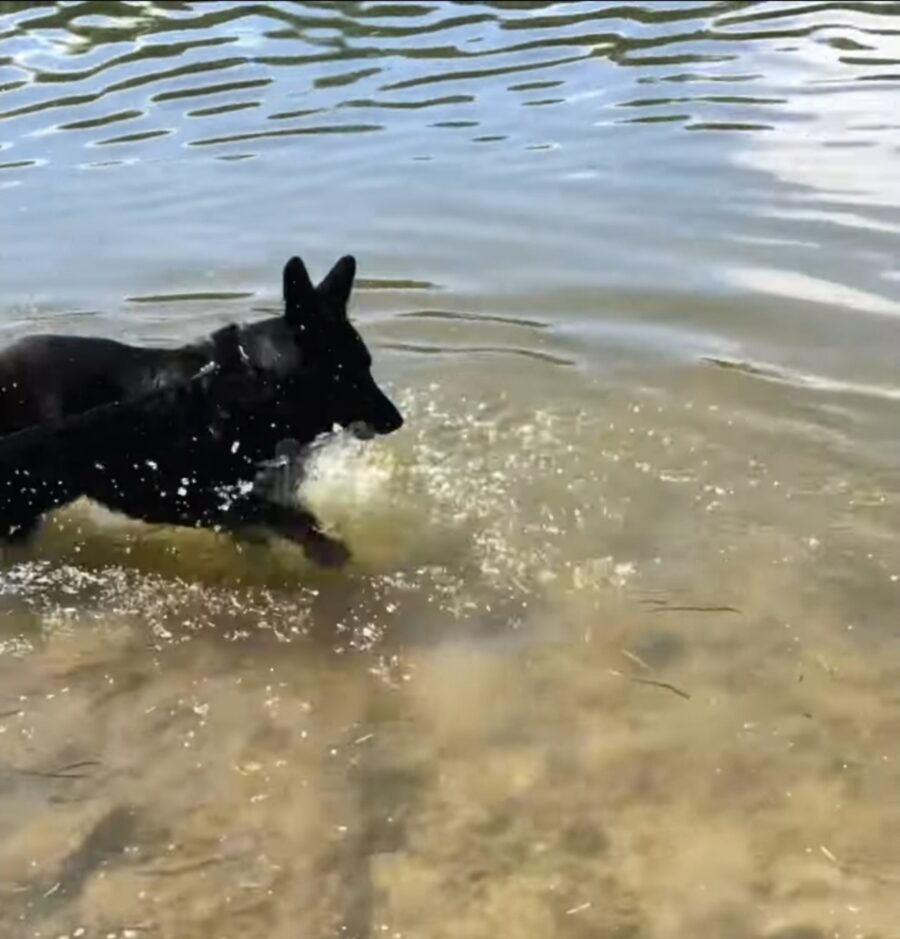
[1,2,900,937]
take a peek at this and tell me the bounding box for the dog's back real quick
[0,326,267,535]
[0,334,211,435]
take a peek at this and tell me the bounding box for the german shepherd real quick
[0,256,403,566]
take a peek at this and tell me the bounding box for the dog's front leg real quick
[226,495,350,568]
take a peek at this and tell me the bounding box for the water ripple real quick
[0,0,897,372]
[0,0,895,165]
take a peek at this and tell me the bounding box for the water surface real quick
[1,2,900,938]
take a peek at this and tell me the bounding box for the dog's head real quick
[279,255,403,439]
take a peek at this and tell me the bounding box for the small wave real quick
[705,356,900,402]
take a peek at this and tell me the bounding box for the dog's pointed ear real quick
[316,255,356,312]
[283,256,317,325]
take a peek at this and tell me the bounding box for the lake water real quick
[1,2,899,937]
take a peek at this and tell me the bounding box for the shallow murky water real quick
[1,2,900,937]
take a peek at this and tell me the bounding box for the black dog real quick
[0,256,403,565]
[0,255,399,435]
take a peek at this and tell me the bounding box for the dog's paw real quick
[306,534,350,569]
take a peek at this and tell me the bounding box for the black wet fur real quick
[0,256,403,566]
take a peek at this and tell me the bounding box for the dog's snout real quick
[373,398,403,435]
[356,375,403,436]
